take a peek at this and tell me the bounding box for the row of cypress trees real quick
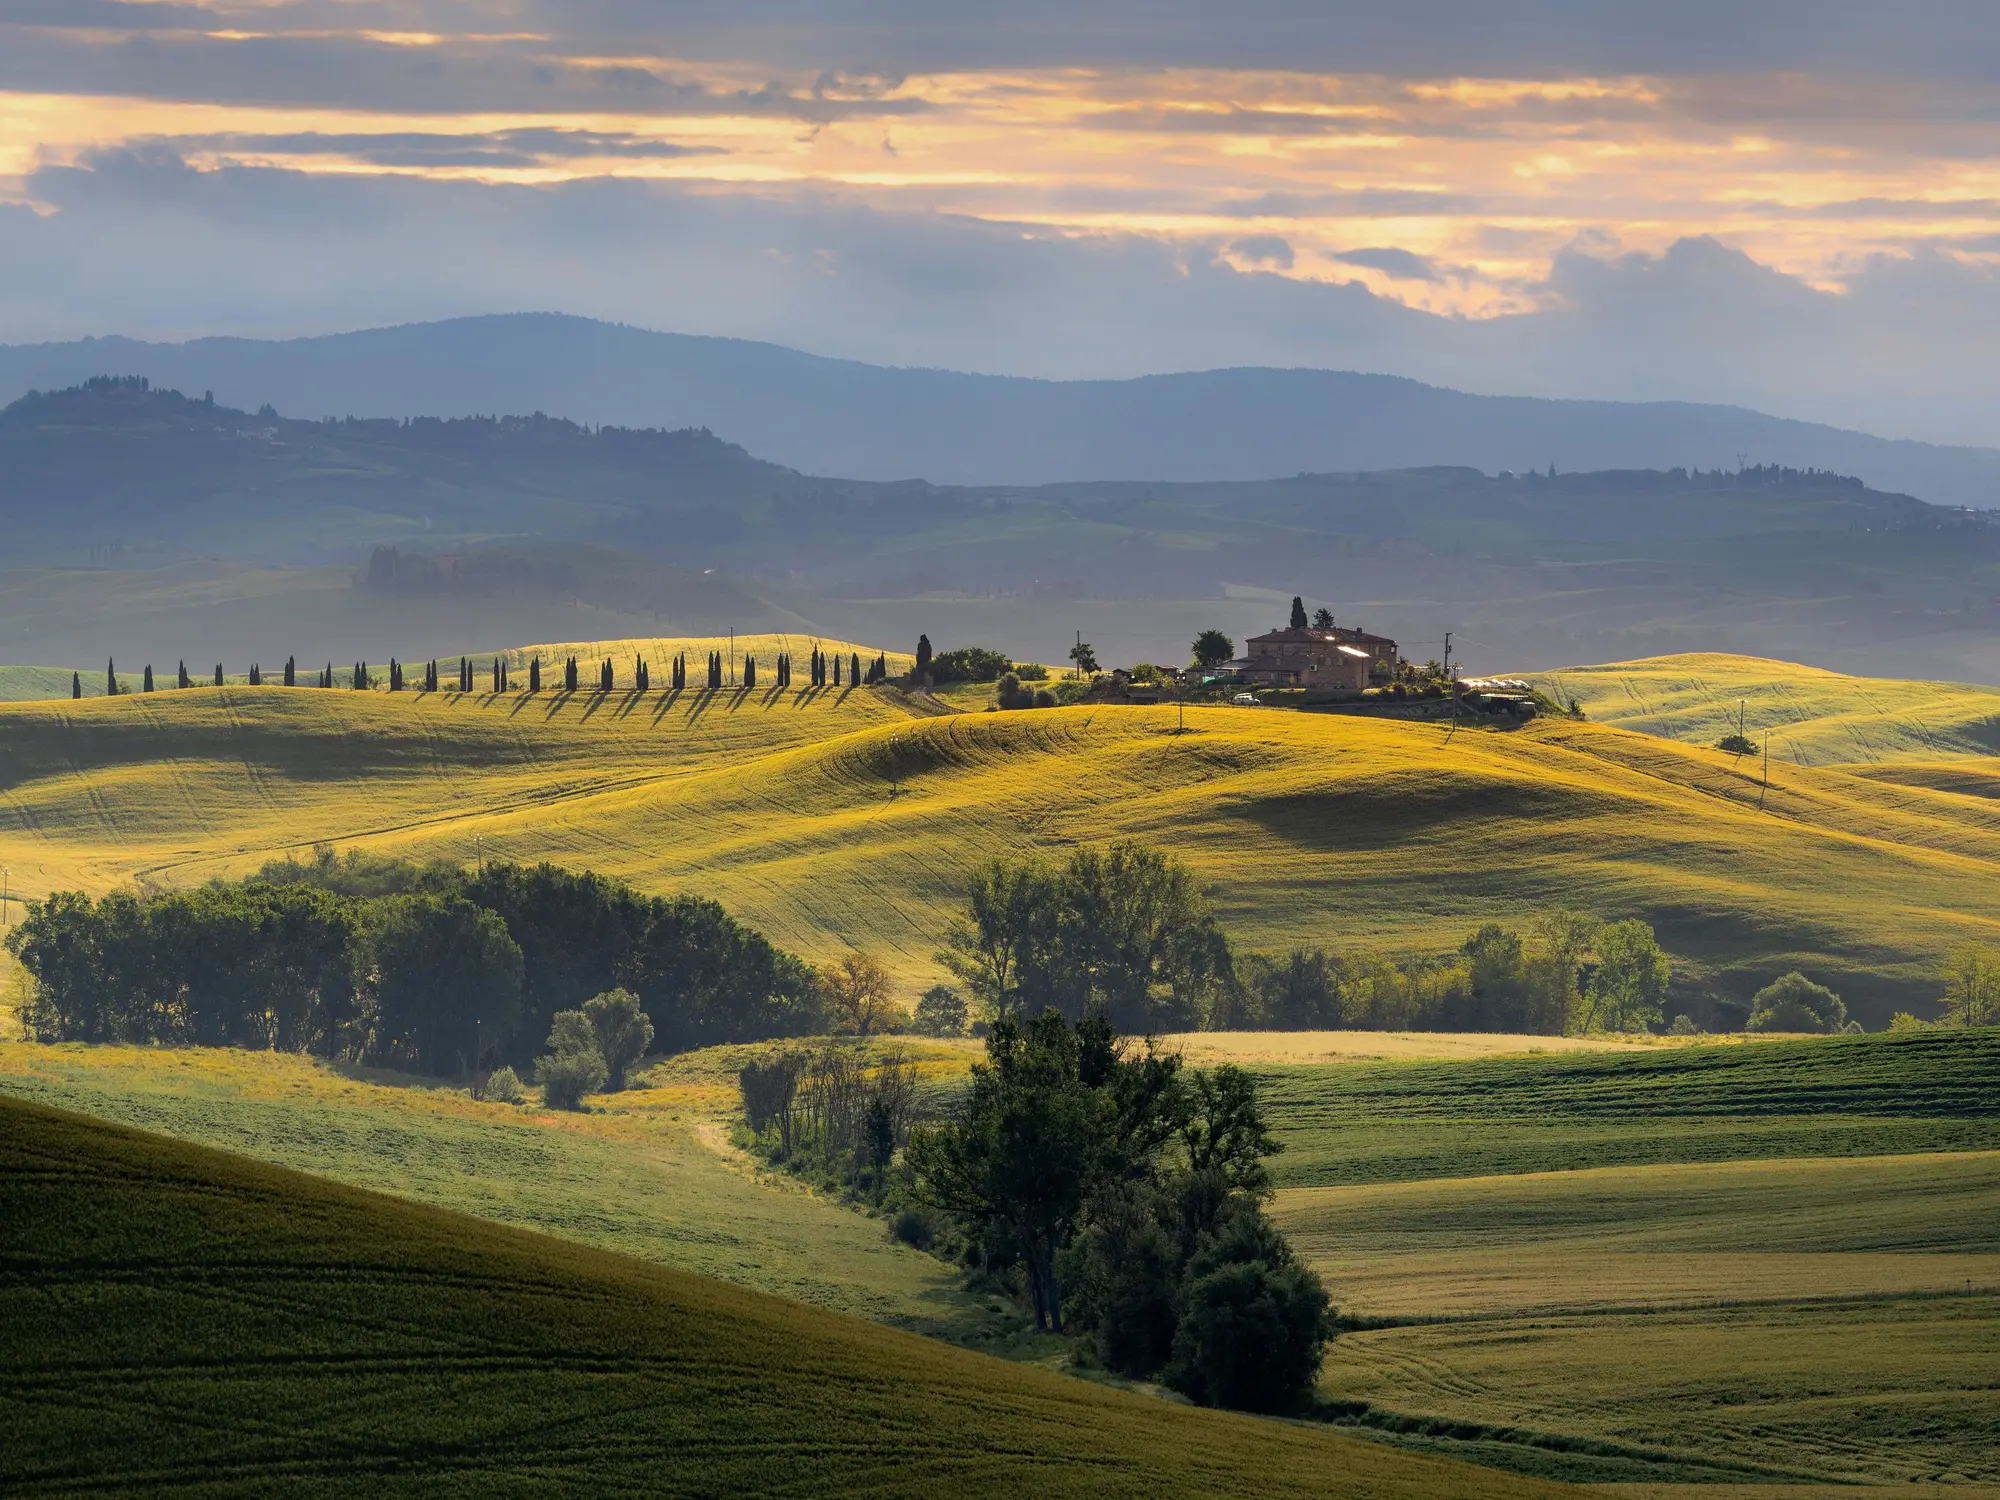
[78,646,897,700]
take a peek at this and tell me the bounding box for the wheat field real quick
[2,669,1997,1010]
[1531,652,2000,766]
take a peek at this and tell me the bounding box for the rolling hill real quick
[9,314,2000,502]
[2,664,1996,1022]
[4,1018,1994,1488]
[1531,653,2000,766]
[0,1094,1565,1499]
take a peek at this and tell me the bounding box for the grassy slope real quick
[3,683,1999,1017]
[0,1039,984,1338]
[1530,652,2000,765]
[4,1029,1996,1490]
[0,1096,1562,1500]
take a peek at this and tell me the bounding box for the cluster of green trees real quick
[939,844,1236,1034]
[740,1045,922,1193]
[938,846,1676,1035]
[3,853,819,1072]
[1239,916,1672,1034]
[908,1013,1332,1411]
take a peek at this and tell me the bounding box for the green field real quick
[0,1039,984,1337]
[1,1095,1566,1499]
[1247,1030,2000,1186]
[3,659,1998,1018]
[3,1028,1998,1489]
[1320,1296,2000,1485]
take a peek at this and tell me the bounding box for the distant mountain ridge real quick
[3,314,1998,506]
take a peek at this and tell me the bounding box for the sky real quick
[4,1,2000,443]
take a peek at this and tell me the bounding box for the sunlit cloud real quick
[2,1,2000,348]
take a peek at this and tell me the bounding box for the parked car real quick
[1231,692,1259,706]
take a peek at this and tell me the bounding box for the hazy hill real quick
[7,314,2000,503]
[1,377,1993,682]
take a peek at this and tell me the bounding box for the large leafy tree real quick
[939,842,1234,1032]
[1190,630,1234,670]
[1577,918,1671,1033]
[364,894,524,1075]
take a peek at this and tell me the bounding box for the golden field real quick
[1531,653,2000,767]
[2,659,1997,1011]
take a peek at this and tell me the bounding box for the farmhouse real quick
[1228,623,1399,690]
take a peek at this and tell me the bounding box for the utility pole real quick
[1443,631,1458,732]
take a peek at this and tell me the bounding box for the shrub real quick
[1163,1208,1334,1413]
[932,646,1012,683]
[1667,1012,1704,1036]
[890,1205,937,1250]
[538,1007,608,1109]
[538,1047,607,1110]
[1888,1011,1929,1032]
[913,984,969,1037]
[483,1065,526,1104]
[994,672,1036,711]
[1032,688,1057,708]
[1745,971,1848,1033]
[1716,733,1758,755]
[1013,662,1049,681]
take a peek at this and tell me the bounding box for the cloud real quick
[152,129,728,170]
[1330,247,1441,282]
[1228,235,1292,269]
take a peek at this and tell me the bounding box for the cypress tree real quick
[107,658,117,696]
[284,655,296,687]
[744,655,757,688]
[143,664,154,692]
[71,671,81,700]
[324,662,333,688]
[565,656,578,692]
[832,653,841,686]
[214,664,224,687]
[851,651,861,685]
[250,664,261,687]
[177,660,189,689]
[601,658,613,692]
